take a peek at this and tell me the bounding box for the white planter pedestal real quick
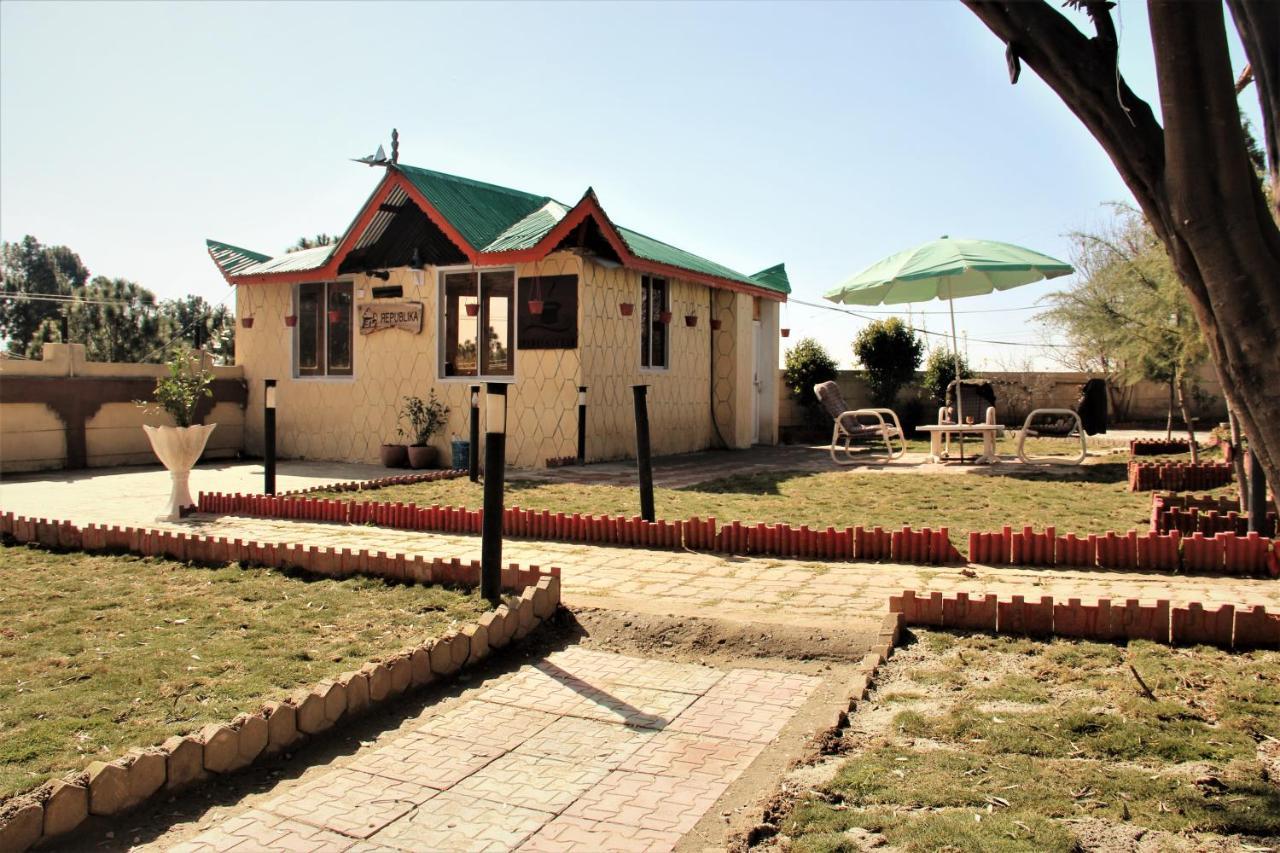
[142,424,217,521]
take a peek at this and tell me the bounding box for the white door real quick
[751,321,762,444]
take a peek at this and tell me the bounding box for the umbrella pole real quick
[949,287,965,462]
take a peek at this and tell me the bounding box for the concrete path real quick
[163,648,820,853]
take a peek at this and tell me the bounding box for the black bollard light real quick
[468,385,480,482]
[577,385,588,465]
[632,384,655,522]
[480,383,507,604]
[1248,448,1271,536]
[264,379,277,495]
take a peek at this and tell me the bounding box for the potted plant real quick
[241,316,254,329]
[684,314,698,327]
[781,328,791,338]
[284,314,298,327]
[465,300,479,317]
[710,318,722,331]
[399,392,450,469]
[381,441,409,468]
[658,309,673,325]
[328,308,342,324]
[619,302,634,316]
[135,348,217,521]
[528,280,545,315]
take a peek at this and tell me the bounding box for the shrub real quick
[853,318,925,407]
[136,347,214,427]
[921,347,974,404]
[784,337,839,423]
[398,392,450,446]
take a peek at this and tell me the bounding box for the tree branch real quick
[1225,0,1280,220]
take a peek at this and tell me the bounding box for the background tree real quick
[852,317,925,407]
[61,277,165,363]
[286,234,337,253]
[921,347,974,406]
[1039,205,1208,456]
[0,236,90,355]
[158,296,235,364]
[964,0,1280,503]
[783,337,839,425]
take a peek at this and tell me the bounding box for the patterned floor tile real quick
[561,770,729,835]
[169,808,356,852]
[368,790,550,852]
[664,693,792,743]
[450,751,612,813]
[473,667,697,729]
[348,733,497,790]
[258,768,434,839]
[513,715,655,767]
[540,648,725,695]
[408,699,558,757]
[711,668,822,708]
[517,814,681,852]
[616,730,764,780]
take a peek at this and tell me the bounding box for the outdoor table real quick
[919,423,1005,464]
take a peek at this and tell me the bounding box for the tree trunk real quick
[1165,379,1174,441]
[1227,408,1249,510]
[1174,371,1199,463]
[963,0,1280,500]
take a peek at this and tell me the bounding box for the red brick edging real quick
[890,589,1279,649]
[1152,492,1277,537]
[278,468,466,497]
[1128,459,1233,492]
[0,511,561,852]
[1129,438,1193,456]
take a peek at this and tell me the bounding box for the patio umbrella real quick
[824,236,1073,456]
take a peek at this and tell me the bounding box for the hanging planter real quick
[658,310,673,325]
[528,299,545,316]
[283,315,298,327]
[684,314,698,328]
[710,318,722,331]
[619,302,635,317]
[465,301,479,317]
[241,316,254,329]
[780,328,791,338]
[328,309,342,324]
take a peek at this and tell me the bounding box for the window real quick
[640,275,668,369]
[441,269,515,379]
[295,281,353,377]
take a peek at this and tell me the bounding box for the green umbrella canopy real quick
[824,236,1073,306]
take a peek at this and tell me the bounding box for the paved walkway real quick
[165,648,820,853]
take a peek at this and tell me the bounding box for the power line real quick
[787,296,1072,349]
[0,292,163,309]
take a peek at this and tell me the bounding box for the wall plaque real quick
[359,301,423,335]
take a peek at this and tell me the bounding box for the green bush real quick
[136,347,214,427]
[921,347,974,404]
[853,317,925,407]
[783,337,838,422]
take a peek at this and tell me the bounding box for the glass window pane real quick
[651,278,667,368]
[297,283,323,375]
[444,272,478,377]
[327,282,353,375]
[480,270,514,376]
[640,277,651,368]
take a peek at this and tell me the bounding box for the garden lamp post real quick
[480,383,507,604]
[577,385,588,465]
[632,384,655,522]
[264,379,277,495]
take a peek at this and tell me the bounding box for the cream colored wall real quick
[236,255,587,470]
[578,262,714,460]
[236,254,782,469]
[0,343,245,473]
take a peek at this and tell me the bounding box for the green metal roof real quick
[397,164,552,252]
[749,263,792,294]
[616,226,763,289]
[206,239,271,277]
[482,200,570,253]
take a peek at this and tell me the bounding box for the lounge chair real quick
[1012,380,1104,464]
[814,380,906,464]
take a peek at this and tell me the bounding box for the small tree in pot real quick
[135,347,216,520]
[399,392,450,469]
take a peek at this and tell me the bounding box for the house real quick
[208,148,789,469]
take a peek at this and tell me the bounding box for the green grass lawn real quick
[780,632,1280,852]
[0,544,486,798]
[311,457,1233,545]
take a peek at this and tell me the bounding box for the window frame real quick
[436,265,517,383]
[293,280,355,380]
[640,275,669,371]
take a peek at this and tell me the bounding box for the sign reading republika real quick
[359,302,423,335]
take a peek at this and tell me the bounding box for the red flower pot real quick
[710,319,722,331]
[381,444,409,468]
[465,302,479,317]
[328,309,342,324]
[619,302,635,316]
[684,314,698,327]
[781,328,791,338]
[528,299,544,316]
[284,315,298,327]
[241,317,254,329]
[658,311,673,325]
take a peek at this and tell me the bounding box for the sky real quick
[0,1,1262,369]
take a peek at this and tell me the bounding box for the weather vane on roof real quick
[351,129,399,167]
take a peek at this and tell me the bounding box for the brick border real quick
[1129,438,1193,456]
[1128,459,1233,491]
[889,589,1279,649]
[277,468,466,497]
[1152,492,1276,537]
[0,513,562,852]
